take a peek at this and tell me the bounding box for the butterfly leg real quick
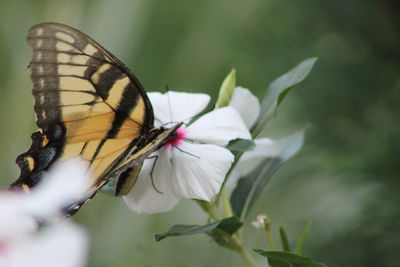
[172,145,200,159]
[147,155,163,194]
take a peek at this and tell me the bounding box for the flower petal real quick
[187,107,251,146]
[148,91,210,125]
[241,138,281,161]
[123,151,180,214]
[23,159,91,218]
[2,222,88,267]
[229,87,260,128]
[0,194,37,240]
[169,142,233,200]
[224,169,242,190]
[242,134,304,161]
[227,138,292,186]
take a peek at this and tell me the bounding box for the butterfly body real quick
[10,23,179,213]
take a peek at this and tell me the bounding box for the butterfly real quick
[10,22,181,214]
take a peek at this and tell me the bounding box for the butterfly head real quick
[162,125,186,149]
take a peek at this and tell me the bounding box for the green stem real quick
[264,216,277,250]
[196,200,222,220]
[221,188,233,217]
[197,200,258,266]
[232,236,259,267]
[265,228,276,250]
[209,205,222,220]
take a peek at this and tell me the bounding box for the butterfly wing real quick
[11,22,155,193]
[113,123,182,196]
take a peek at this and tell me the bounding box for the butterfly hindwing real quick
[12,22,160,195]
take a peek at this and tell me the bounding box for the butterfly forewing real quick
[12,23,158,194]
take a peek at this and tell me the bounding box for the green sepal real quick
[216,69,236,108]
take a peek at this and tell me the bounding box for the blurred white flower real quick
[251,213,268,229]
[124,91,251,213]
[0,159,90,267]
[0,221,88,267]
[19,159,92,218]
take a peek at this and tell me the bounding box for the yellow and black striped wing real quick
[12,22,155,190]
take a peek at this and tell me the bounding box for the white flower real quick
[251,213,268,229]
[227,87,275,165]
[19,159,92,219]
[0,159,90,267]
[123,91,251,214]
[227,87,302,185]
[228,87,304,161]
[0,221,88,267]
[228,87,260,129]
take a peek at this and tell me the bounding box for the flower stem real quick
[196,200,222,220]
[264,216,277,250]
[232,236,259,267]
[197,200,258,266]
[221,188,233,217]
[209,205,222,220]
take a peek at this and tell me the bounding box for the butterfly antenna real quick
[159,113,200,127]
[161,120,189,127]
[166,85,174,127]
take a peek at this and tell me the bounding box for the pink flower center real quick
[163,127,187,149]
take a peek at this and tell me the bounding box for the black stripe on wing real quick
[27,22,154,130]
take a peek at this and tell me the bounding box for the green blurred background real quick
[1,0,399,266]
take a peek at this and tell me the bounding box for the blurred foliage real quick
[0,0,399,266]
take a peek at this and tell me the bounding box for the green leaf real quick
[252,58,317,137]
[155,216,242,242]
[279,227,291,252]
[214,216,243,235]
[226,138,256,152]
[230,130,305,220]
[295,221,313,255]
[216,69,236,108]
[254,250,326,267]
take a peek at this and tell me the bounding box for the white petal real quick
[242,134,304,161]
[148,91,210,125]
[228,138,289,182]
[241,138,281,161]
[169,142,233,200]
[187,107,251,146]
[2,222,88,267]
[123,151,180,214]
[229,87,260,128]
[0,194,37,240]
[224,169,242,190]
[23,159,91,218]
